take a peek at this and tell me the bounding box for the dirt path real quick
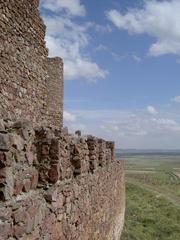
[126,177,180,207]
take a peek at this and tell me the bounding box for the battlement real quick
[0,119,116,199]
[0,119,125,239]
[0,1,125,239]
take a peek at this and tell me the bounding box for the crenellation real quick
[0,119,125,239]
[0,0,125,239]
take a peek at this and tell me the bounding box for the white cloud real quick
[41,4,107,81]
[101,114,180,137]
[64,109,180,149]
[147,106,158,115]
[64,59,107,81]
[172,96,180,103]
[41,0,86,16]
[64,111,76,122]
[132,54,141,63]
[107,0,180,56]
[151,118,180,131]
[94,44,109,52]
[94,44,126,62]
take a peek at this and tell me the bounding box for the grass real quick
[121,183,180,240]
[120,154,180,240]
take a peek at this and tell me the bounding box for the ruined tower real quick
[0,0,63,128]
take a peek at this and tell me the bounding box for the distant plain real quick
[117,152,180,240]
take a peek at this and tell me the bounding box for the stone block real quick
[0,222,12,239]
[23,179,31,192]
[14,180,24,196]
[13,207,27,224]
[13,224,26,239]
[0,151,12,167]
[49,138,60,160]
[44,186,58,203]
[0,167,14,201]
[26,150,35,165]
[0,120,5,133]
[48,164,60,183]
[0,207,12,221]
[9,134,24,151]
[30,169,39,189]
[0,133,10,151]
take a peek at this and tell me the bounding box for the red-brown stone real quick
[23,179,31,192]
[48,164,60,183]
[30,169,39,189]
[14,180,23,195]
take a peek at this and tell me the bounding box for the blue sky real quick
[40,0,180,149]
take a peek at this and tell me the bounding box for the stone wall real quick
[0,0,48,123]
[0,0,64,128]
[0,1,125,239]
[47,58,64,129]
[0,119,125,240]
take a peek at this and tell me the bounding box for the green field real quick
[120,154,180,240]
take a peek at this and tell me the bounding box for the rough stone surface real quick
[0,0,125,239]
[0,120,125,240]
[47,58,64,129]
[0,0,63,128]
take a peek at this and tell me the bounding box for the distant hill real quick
[116,149,180,156]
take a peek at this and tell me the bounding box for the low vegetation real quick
[120,154,180,240]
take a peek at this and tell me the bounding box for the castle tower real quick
[47,58,64,128]
[0,0,64,128]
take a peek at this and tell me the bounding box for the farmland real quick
[119,153,180,240]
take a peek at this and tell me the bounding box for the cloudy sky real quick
[40,0,180,149]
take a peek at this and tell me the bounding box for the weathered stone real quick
[62,127,68,135]
[9,134,24,151]
[48,164,60,183]
[52,193,64,209]
[0,222,12,239]
[0,0,125,239]
[30,169,39,189]
[0,207,12,221]
[0,133,10,151]
[26,150,35,165]
[0,167,14,201]
[75,130,81,137]
[13,224,26,239]
[0,152,12,167]
[14,180,24,195]
[47,58,64,128]
[0,120,5,133]
[0,5,63,127]
[23,179,31,192]
[44,186,58,203]
[13,120,32,130]
[41,144,50,156]
[13,207,27,223]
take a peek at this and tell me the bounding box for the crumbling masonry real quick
[0,1,125,240]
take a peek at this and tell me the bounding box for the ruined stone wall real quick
[0,119,125,240]
[0,0,48,123]
[0,1,125,239]
[47,58,64,128]
[0,0,64,128]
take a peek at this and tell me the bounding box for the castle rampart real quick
[0,1,125,239]
[0,119,125,240]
